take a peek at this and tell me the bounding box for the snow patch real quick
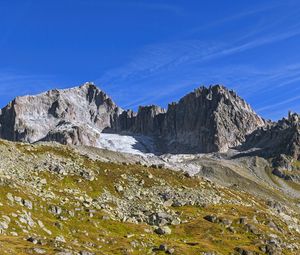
[97,133,156,155]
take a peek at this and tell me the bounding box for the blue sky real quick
[0,0,299,120]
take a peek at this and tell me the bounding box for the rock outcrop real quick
[0,82,122,145]
[241,112,300,160]
[115,85,265,153]
[40,121,100,147]
[115,105,166,135]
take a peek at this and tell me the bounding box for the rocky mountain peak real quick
[79,81,97,89]
[0,82,267,154]
[0,83,122,145]
[165,84,265,152]
[113,84,265,153]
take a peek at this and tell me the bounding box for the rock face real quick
[40,121,100,147]
[115,106,166,135]
[241,112,300,160]
[0,83,266,153]
[0,83,122,145]
[115,85,265,153]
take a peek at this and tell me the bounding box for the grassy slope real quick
[0,141,299,254]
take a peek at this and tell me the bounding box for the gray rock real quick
[115,184,124,193]
[239,216,248,225]
[155,226,172,235]
[0,221,9,230]
[49,205,62,215]
[33,248,46,254]
[166,248,175,254]
[235,247,256,255]
[79,251,95,255]
[6,193,14,202]
[41,120,100,147]
[245,224,259,235]
[148,212,173,226]
[158,244,168,251]
[267,221,279,231]
[80,170,95,181]
[218,218,232,227]
[23,199,33,210]
[55,235,66,243]
[204,215,218,223]
[27,236,39,244]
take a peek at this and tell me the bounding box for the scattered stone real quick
[23,199,33,210]
[55,236,66,243]
[49,205,62,215]
[167,248,175,254]
[218,218,232,227]
[155,226,172,235]
[239,217,248,225]
[33,248,46,254]
[245,224,259,235]
[79,251,95,255]
[154,244,174,253]
[235,247,256,255]
[115,184,124,193]
[6,193,14,202]
[27,236,39,244]
[204,215,218,223]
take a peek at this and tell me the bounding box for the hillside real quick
[0,140,299,254]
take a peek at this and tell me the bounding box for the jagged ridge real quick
[0,82,268,153]
[115,85,265,153]
[242,112,300,160]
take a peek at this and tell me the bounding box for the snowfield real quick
[95,133,207,176]
[97,133,156,155]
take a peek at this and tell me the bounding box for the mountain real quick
[241,112,299,160]
[115,85,265,153]
[0,83,300,254]
[0,83,265,154]
[0,83,122,146]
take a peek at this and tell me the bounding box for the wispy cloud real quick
[96,20,300,113]
[96,40,221,87]
[214,26,300,58]
[185,2,284,36]
[257,94,300,112]
[227,63,300,96]
[98,18,300,88]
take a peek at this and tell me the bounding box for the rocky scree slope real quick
[0,83,265,154]
[0,140,299,254]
